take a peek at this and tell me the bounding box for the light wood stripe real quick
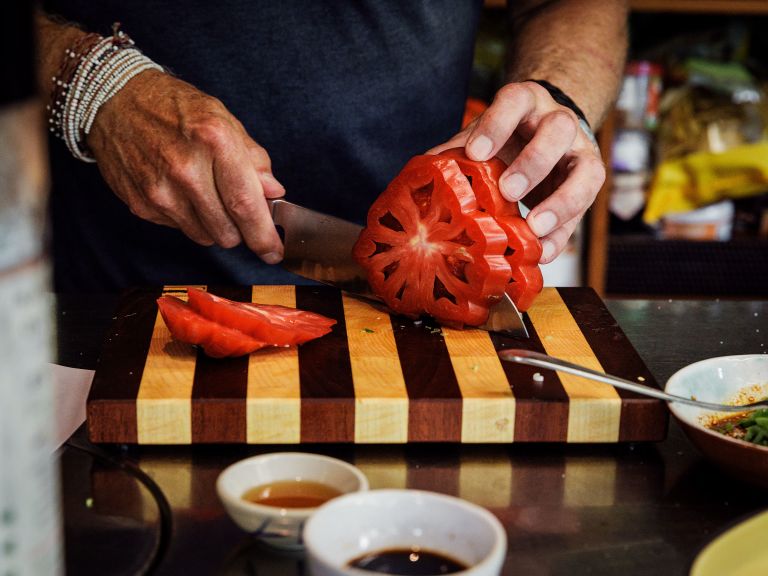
[526,288,621,442]
[139,460,192,511]
[563,457,617,507]
[459,450,512,507]
[342,296,408,443]
[246,285,301,443]
[354,452,408,490]
[442,328,515,442]
[136,288,194,444]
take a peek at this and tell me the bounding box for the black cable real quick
[65,437,173,575]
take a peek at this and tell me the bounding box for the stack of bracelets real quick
[47,23,163,162]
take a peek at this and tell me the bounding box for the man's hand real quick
[86,70,285,263]
[429,80,605,264]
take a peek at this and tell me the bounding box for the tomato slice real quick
[156,296,270,358]
[352,154,512,327]
[186,288,336,346]
[438,148,543,311]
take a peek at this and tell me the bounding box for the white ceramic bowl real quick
[216,452,368,550]
[303,489,507,576]
[665,355,768,487]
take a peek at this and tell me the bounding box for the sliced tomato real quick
[186,288,336,346]
[156,296,270,358]
[438,148,543,311]
[352,154,512,327]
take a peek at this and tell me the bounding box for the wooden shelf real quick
[485,0,768,13]
[630,0,768,14]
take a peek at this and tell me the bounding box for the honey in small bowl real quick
[242,479,342,509]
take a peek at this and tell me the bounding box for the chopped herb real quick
[361,328,375,334]
[471,364,480,373]
[709,407,768,447]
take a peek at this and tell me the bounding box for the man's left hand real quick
[428,80,606,264]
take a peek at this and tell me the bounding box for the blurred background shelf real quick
[479,1,768,299]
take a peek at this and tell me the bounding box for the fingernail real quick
[540,240,556,262]
[467,135,493,160]
[500,172,529,201]
[261,251,283,265]
[530,211,557,237]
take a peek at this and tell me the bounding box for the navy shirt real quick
[43,1,482,291]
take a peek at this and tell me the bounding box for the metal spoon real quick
[498,349,768,412]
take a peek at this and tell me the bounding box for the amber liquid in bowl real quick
[242,480,342,508]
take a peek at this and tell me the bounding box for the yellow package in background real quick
[643,141,768,224]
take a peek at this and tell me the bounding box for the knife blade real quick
[267,198,529,337]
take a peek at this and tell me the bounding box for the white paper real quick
[51,364,94,450]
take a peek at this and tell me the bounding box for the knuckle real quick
[248,233,278,255]
[166,157,200,190]
[190,116,232,149]
[583,157,607,187]
[144,186,176,213]
[128,201,154,221]
[225,192,259,220]
[497,82,531,105]
[215,229,242,249]
[521,146,549,172]
[547,109,578,132]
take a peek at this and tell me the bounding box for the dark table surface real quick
[56,294,768,576]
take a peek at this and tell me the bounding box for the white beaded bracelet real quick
[54,26,163,163]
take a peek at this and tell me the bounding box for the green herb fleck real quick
[471,364,480,373]
[361,328,375,334]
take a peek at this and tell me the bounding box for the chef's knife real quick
[267,198,529,337]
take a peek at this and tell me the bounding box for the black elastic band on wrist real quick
[526,79,590,129]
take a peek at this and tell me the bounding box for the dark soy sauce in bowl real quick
[348,547,468,574]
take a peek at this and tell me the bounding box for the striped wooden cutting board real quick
[86,286,668,444]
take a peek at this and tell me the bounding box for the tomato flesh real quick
[186,288,336,346]
[437,149,543,311]
[157,296,270,358]
[353,155,512,327]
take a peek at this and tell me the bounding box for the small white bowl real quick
[303,489,507,576]
[665,355,768,487]
[216,452,369,550]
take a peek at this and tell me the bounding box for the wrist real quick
[46,23,164,162]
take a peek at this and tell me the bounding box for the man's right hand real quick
[86,70,285,264]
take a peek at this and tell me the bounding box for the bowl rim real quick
[688,506,768,576]
[303,488,507,575]
[216,452,370,520]
[665,354,768,453]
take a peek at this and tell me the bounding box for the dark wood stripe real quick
[406,445,461,492]
[190,286,249,443]
[392,317,463,442]
[87,287,161,443]
[507,450,567,506]
[296,286,355,443]
[491,314,570,442]
[557,288,668,442]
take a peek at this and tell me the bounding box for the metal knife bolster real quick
[267,198,529,337]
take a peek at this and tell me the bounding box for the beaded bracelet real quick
[48,23,163,162]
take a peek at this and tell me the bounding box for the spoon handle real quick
[498,349,747,412]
